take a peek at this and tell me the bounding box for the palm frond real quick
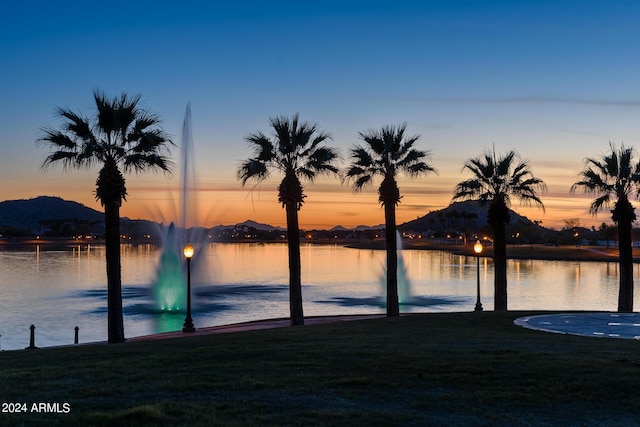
[237,159,270,186]
[466,156,494,181]
[496,150,516,177]
[571,167,609,193]
[348,146,374,168]
[237,114,338,198]
[396,149,433,176]
[351,174,373,192]
[271,115,293,155]
[406,161,437,177]
[93,90,117,136]
[572,142,640,217]
[245,132,275,162]
[304,146,340,178]
[590,194,611,215]
[347,124,433,199]
[38,128,76,150]
[453,179,485,201]
[41,151,78,171]
[39,90,173,182]
[358,129,385,157]
[299,130,332,159]
[127,130,174,158]
[454,148,545,212]
[131,110,163,135]
[56,108,94,141]
[123,153,174,175]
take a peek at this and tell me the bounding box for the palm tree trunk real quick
[493,221,508,311]
[104,201,125,343]
[385,203,400,317]
[286,202,304,326]
[617,218,634,312]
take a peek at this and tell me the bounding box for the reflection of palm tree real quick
[453,148,545,311]
[345,123,436,316]
[38,90,174,343]
[571,143,640,312]
[237,114,339,326]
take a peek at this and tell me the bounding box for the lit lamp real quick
[473,240,484,312]
[182,242,196,333]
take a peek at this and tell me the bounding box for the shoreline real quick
[0,237,634,263]
[346,240,634,263]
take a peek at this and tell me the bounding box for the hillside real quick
[0,196,575,244]
[399,200,549,234]
[0,197,289,240]
[0,196,163,239]
[0,196,104,230]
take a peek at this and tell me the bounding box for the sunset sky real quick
[1,1,640,230]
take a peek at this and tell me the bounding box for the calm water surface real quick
[0,242,637,350]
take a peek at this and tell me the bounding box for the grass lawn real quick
[1,311,639,426]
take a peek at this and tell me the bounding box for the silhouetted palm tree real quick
[571,143,640,312]
[237,114,339,326]
[38,90,174,343]
[453,148,545,310]
[345,123,436,316]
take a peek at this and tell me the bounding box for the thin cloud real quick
[361,95,640,108]
[461,96,640,107]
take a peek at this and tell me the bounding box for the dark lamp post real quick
[473,240,484,312]
[182,242,196,333]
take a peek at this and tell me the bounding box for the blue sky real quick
[1,1,640,228]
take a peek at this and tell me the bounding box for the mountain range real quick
[399,200,547,233]
[0,196,104,230]
[0,196,553,237]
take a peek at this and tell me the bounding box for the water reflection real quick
[0,243,637,350]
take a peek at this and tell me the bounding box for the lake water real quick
[0,242,636,350]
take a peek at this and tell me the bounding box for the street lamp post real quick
[473,240,483,312]
[182,242,196,333]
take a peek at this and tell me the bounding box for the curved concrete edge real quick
[128,314,386,342]
[514,312,640,340]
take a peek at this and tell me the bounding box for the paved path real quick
[128,314,385,342]
[22,313,637,349]
[135,312,640,343]
[581,247,617,257]
[514,312,640,339]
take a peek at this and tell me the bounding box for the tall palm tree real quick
[345,123,436,316]
[571,143,640,312]
[237,114,339,326]
[453,148,545,311]
[38,90,173,343]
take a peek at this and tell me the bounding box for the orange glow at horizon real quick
[116,185,620,231]
[6,169,633,232]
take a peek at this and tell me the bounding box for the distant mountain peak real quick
[206,220,286,239]
[399,200,548,232]
[0,196,104,230]
[354,224,384,231]
[235,219,285,231]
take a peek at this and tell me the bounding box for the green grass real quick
[1,312,640,426]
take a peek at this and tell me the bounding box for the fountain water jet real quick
[152,103,203,312]
[153,223,186,311]
[380,232,412,309]
[396,232,412,304]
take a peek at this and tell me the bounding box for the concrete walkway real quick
[134,312,640,343]
[128,314,385,342]
[514,312,640,340]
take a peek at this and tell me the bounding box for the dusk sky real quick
[2,1,640,230]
